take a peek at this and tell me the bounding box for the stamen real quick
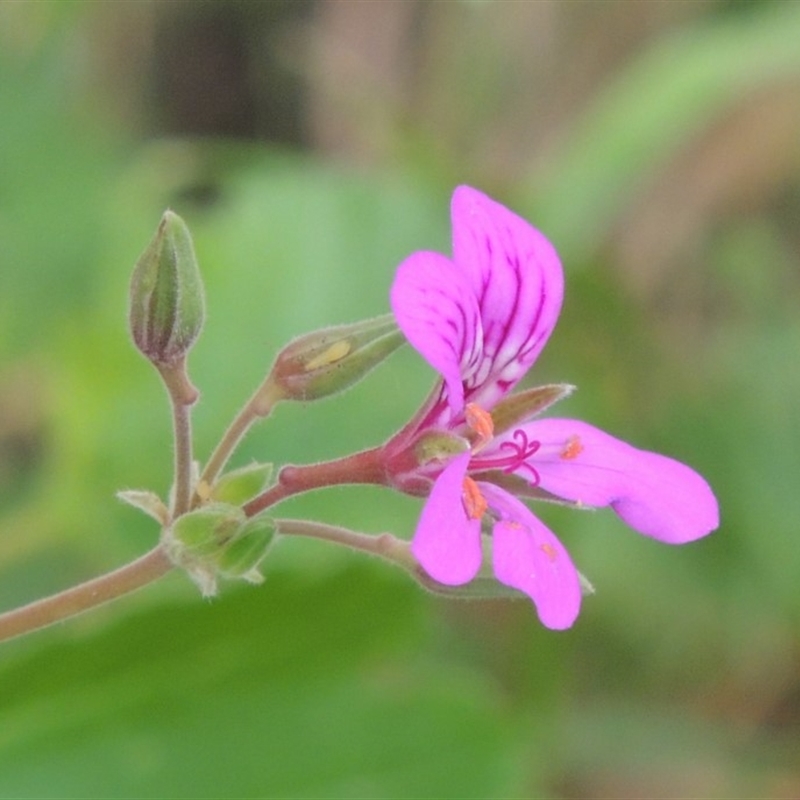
[469,427,541,484]
[462,476,488,520]
[499,429,540,466]
[560,435,583,460]
[465,403,494,452]
[500,429,541,482]
[540,543,558,562]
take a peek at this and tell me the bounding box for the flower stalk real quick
[197,376,283,499]
[0,545,173,645]
[275,519,413,568]
[243,446,387,518]
[157,358,198,517]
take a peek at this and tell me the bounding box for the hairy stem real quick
[275,518,415,570]
[170,400,193,516]
[197,378,283,501]
[0,545,174,645]
[243,445,387,518]
[158,359,198,517]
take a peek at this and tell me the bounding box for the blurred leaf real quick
[2,2,800,797]
[526,1,800,265]
[0,565,513,799]
[0,6,124,351]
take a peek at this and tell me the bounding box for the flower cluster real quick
[384,186,718,629]
[121,189,718,636]
[0,187,721,646]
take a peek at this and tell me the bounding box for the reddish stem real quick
[243,445,387,517]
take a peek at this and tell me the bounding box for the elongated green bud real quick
[129,210,205,367]
[261,314,404,407]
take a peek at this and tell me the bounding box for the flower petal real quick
[519,418,719,544]
[391,250,481,414]
[411,453,483,585]
[451,186,564,406]
[481,484,581,629]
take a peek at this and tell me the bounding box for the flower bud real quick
[129,210,205,367]
[264,314,404,405]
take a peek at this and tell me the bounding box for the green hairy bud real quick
[263,314,404,407]
[129,210,206,367]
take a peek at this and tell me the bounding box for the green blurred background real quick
[1,1,799,797]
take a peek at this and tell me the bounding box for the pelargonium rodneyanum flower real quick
[384,185,718,630]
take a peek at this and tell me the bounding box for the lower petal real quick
[481,484,582,630]
[411,454,483,585]
[522,418,719,544]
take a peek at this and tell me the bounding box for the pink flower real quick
[386,186,719,630]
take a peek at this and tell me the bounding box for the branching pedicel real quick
[0,187,719,643]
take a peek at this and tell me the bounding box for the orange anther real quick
[560,435,583,460]
[462,476,488,520]
[540,542,558,562]
[465,403,495,452]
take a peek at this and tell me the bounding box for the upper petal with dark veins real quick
[391,250,482,414]
[451,186,564,408]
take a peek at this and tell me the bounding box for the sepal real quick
[216,515,276,583]
[206,462,273,505]
[165,502,245,560]
[407,534,518,599]
[578,571,595,596]
[490,384,574,435]
[117,489,169,526]
[162,503,275,596]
